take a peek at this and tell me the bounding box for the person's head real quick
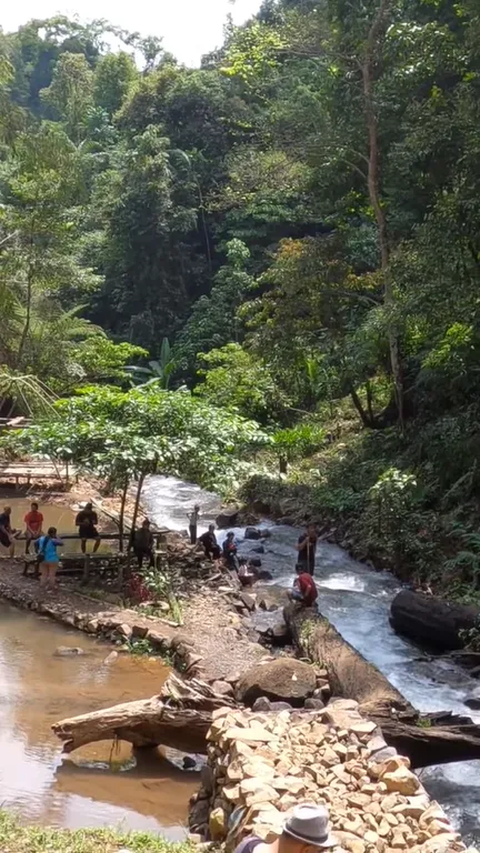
[194,504,200,512]
[31,501,39,511]
[47,526,57,537]
[208,524,215,533]
[295,563,304,575]
[85,502,93,511]
[278,804,336,853]
[226,531,234,541]
[3,506,11,516]
[142,518,150,528]
[307,523,316,537]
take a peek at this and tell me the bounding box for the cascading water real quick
[143,474,480,844]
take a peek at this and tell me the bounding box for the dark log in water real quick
[285,603,480,768]
[390,589,479,651]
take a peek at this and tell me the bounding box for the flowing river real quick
[143,475,480,845]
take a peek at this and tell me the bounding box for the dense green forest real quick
[1,0,480,596]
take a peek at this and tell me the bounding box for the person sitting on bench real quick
[75,503,101,553]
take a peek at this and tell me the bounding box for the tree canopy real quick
[2,3,480,583]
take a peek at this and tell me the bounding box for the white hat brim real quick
[283,826,337,848]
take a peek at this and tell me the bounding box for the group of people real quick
[190,504,320,606]
[0,501,102,559]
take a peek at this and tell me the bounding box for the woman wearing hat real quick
[234,804,339,853]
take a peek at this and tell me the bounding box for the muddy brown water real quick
[0,601,199,836]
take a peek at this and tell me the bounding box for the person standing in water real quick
[296,523,318,576]
[188,504,200,545]
[37,526,64,589]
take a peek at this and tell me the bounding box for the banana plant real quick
[124,337,176,389]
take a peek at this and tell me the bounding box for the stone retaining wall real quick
[190,700,469,853]
[0,578,207,674]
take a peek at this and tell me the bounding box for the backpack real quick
[37,535,50,562]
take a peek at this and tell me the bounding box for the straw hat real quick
[283,804,337,848]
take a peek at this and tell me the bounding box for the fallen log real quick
[53,672,234,755]
[390,589,479,651]
[285,603,480,768]
[285,604,416,719]
[53,695,212,754]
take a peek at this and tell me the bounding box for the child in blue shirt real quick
[37,526,64,589]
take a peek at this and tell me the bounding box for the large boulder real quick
[236,658,316,706]
[245,526,262,540]
[390,590,480,651]
[216,506,239,528]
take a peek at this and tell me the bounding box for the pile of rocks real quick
[190,700,467,853]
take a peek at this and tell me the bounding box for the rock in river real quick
[236,657,316,706]
[245,527,262,540]
[216,506,239,528]
[54,646,86,657]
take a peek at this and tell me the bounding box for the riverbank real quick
[0,555,269,681]
[0,811,193,853]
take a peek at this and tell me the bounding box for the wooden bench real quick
[23,551,131,585]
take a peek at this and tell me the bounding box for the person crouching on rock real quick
[233,803,338,853]
[288,563,318,608]
[238,557,256,587]
[222,531,240,571]
[198,524,221,562]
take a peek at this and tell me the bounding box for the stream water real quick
[0,600,198,836]
[143,475,480,844]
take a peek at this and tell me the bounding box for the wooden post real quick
[82,554,90,584]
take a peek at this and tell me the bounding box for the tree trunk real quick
[130,470,146,548]
[286,604,415,718]
[285,604,480,767]
[53,673,234,755]
[349,385,374,428]
[118,479,128,553]
[53,695,212,754]
[17,266,34,366]
[362,0,404,430]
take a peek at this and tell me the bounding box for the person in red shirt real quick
[288,563,318,607]
[24,501,44,554]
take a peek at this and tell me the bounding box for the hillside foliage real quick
[1,1,480,592]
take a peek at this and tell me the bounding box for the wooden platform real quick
[0,460,76,486]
